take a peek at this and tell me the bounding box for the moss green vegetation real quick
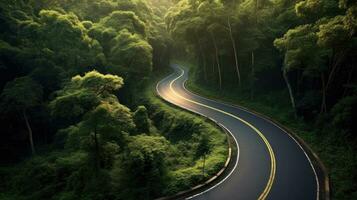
[0,71,228,200]
[0,1,228,199]
[184,61,357,200]
[141,80,228,195]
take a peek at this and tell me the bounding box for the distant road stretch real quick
[156,65,318,200]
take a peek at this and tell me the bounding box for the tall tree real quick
[1,77,43,154]
[274,25,324,115]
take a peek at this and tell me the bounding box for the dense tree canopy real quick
[0,1,228,200]
[0,0,356,199]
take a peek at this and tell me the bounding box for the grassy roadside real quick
[139,75,229,196]
[179,61,357,200]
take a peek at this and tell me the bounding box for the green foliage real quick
[166,0,278,88]
[13,157,57,199]
[0,40,22,63]
[26,10,103,74]
[80,102,134,143]
[196,134,212,158]
[274,24,326,75]
[144,83,228,194]
[73,70,124,95]
[109,29,153,74]
[1,76,43,112]
[50,71,133,173]
[50,70,123,120]
[317,15,351,48]
[100,10,146,35]
[0,1,173,200]
[30,63,65,95]
[50,90,99,120]
[38,70,226,199]
[295,0,340,21]
[134,105,150,133]
[118,135,169,198]
[329,95,357,133]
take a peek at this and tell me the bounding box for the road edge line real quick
[183,73,330,200]
[154,75,240,200]
[171,68,276,200]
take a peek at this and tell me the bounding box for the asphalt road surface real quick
[156,65,318,200]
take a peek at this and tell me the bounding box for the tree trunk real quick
[211,32,222,90]
[197,37,208,82]
[212,56,215,74]
[326,50,346,91]
[343,63,354,97]
[93,126,100,175]
[320,73,327,114]
[255,0,259,23]
[228,17,241,86]
[283,69,297,118]
[23,109,36,155]
[202,154,206,176]
[296,70,304,96]
[251,0,258,99]
[296,70,300,94]
[250,51,255,99]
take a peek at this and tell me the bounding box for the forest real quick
[166,0,356,199]
[0,0,356,200]
[0,0,228,199]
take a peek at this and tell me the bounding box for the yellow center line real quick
[168,69,276,200]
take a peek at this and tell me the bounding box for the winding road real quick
[156,65,319,200]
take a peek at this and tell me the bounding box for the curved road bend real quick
[156,65,318,200]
